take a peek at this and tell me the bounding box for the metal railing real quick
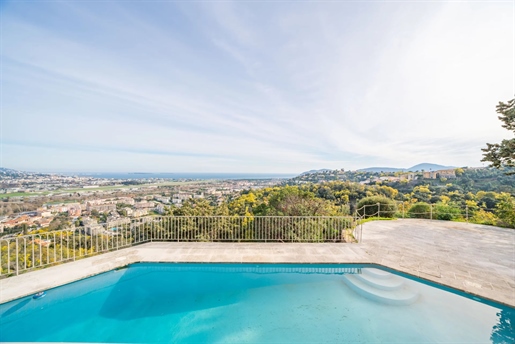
[398,203,475,222]
[354,201,499,223]
[0,215,358,277]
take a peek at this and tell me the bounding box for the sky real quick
[0,1,513,173]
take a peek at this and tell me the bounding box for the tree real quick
[408,203,431,219]
[490,309,514,344]
[21,223,28,235]
[266,186,339,216]
[495,193,515,228]
[356,196,397,218]
[228,192,257,216]
[482,97,515,174]
[411,185,432,203]
[173,199,213,216]
[375,185,398,199]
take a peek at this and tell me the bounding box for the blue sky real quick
[1,1,513,173]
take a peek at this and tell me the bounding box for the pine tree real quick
[482,97,515,175]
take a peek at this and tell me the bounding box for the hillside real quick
[408,163,454,171]
[300,169,332,175]
[0,168,26,177]
[358,163,453,173]
[357,167,404,173]
[287,166,513,194]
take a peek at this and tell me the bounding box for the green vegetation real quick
[209,176,514,228]
[124,177,513,228]
[48,214,72,231]
[495,193,515,228]
[408,203,431,219]
[2,170,514,275]
[2,167,513,238]
[0,181,207,199]
[482,97,515,174]
[0,215,355,274]
[166,186,344,218]
[433,203,462,221]
[0,231,121,275]
[356,196,397,218]
[0,192,34,198]
[357,217,395,225]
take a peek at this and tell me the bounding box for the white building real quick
[155,204,167,214]
[83,218,104,235]
[154,196,171,204]
[132,209,149,217]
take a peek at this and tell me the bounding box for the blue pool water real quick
[0,263,513,343]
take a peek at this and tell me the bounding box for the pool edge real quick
[1,242,514,308]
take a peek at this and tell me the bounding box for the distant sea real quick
[59,172,296,180]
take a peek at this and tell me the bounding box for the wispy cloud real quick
[1,1,513,173]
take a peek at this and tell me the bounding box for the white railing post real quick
[151,219,154,242]
[377,203,380,218]
[15,239,19,276]
[73,231,76,261]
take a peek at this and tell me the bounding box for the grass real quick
[0,180,213,199]
[357,217,396,225]
[0,192,35,198]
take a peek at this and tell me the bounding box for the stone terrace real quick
[1,219,514,307]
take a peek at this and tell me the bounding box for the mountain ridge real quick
[300,169,332,175]
[357,163,455,173]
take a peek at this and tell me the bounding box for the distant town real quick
[1,163,513,236]
[0,168,283,237]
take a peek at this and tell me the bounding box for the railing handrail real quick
[0,215,361,277]
[1,215,356,239]
[353,200,496,222]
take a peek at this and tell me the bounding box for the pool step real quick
[353,272,404,291]
[342,269,419,306]
[362,268,394,280]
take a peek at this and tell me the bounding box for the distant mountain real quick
[0,167,17,173]
[408,163,454,171]
[0,167,50,177]
[0,167,25,176]
[300,169,332,175]
[358,163,455,173]
[357,167,404,173]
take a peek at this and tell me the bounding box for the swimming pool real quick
[0,263,513,343]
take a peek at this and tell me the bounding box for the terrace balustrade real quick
[2,200,488,277]
[0,215,361,277]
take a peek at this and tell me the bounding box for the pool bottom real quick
[0,263,513,343]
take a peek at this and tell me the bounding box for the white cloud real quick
[1,1,513,173]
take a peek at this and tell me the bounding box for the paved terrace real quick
[1,219,514,307]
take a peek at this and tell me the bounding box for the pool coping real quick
[1,240,514,308]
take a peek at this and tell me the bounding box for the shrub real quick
[408,202,431,219]
[434,203,462,221]
[471,209,498,226]
[357,196,397,218]
[495,193,515,228]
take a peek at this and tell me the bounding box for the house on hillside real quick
[422,169,456,179]
[423,171,439,179]
[106,217,130,228]
[132,209,149,217]
[400,173,417,181]
[83,218,104,235]
[134,201,155,209]
[437,169,456,178]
